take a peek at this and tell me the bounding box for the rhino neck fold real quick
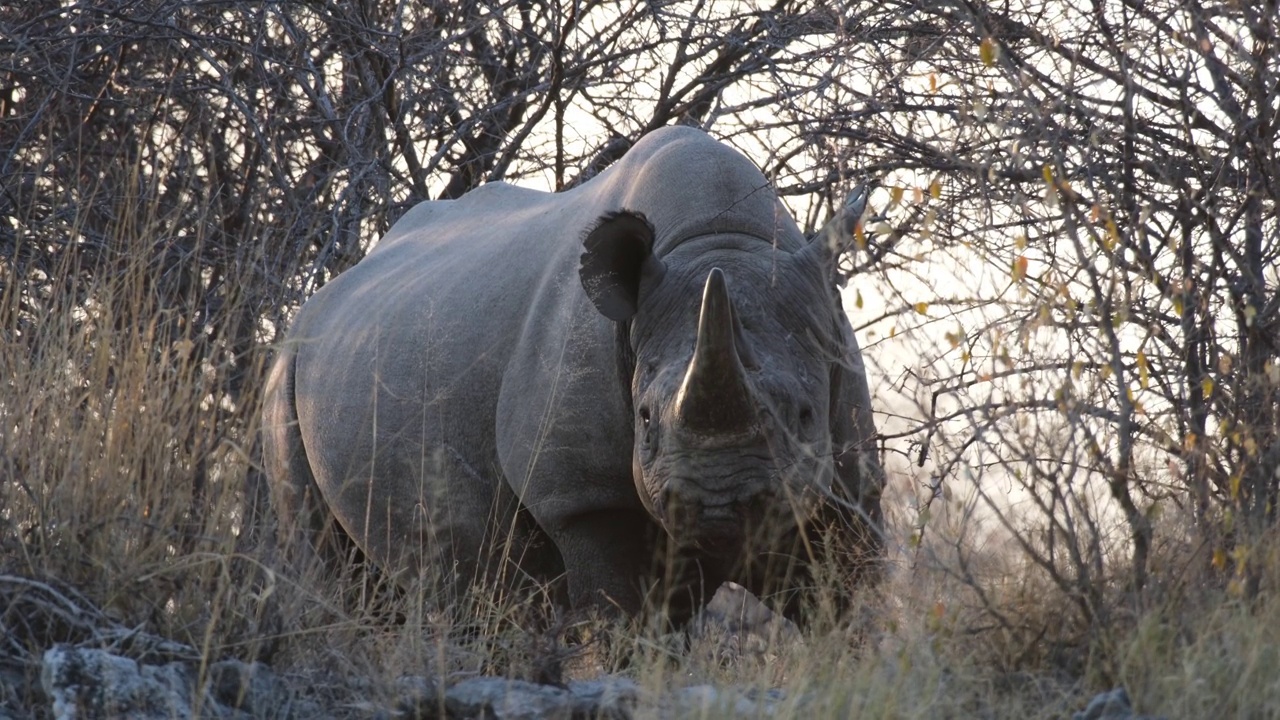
[675,268,757,436]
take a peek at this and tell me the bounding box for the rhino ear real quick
[579,210,666,321]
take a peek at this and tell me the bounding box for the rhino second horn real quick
[675,268,757,435]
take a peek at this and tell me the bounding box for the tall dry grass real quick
[4,179,1280,719]
[2,185,277,667]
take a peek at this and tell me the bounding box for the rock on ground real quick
[688,581,801,662]
[41,647,292,720]
[42,646,200,720]
[39,645,1164,720]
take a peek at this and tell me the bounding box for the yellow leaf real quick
[1228,578,1245,597]
[1172,295,1184,316]
[1102,218,1120,252]
[1072,361,1084,379]
[1230,474,1241,500]
[1012,255,1028,282]
[1137,351,1150,389]
[173,338,194,360]
[1232,544,1249,567]
[1212,547,1227,570]
[855,289,864,309]
[914,301,929,315]
[1202,377,1214,398]
[929,73,938,93]
[1042,164,1054,184]
[1184,432,1197,451]
[890,186,904,206]
[929,179,942,199]
[854,221,867,250]
[980,37,997,66]
[1015,234,1027,250]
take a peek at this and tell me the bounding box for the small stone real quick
[567,677,641,719]
[1073,687,1166,720]
[444,677,574,720]
[394,674,442,718]
[689,582,801,662]
[41,646,196,720]
[672,684,783,717]
[207,659,280,715]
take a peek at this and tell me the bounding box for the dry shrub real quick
[3,1,1279,716]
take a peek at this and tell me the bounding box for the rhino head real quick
[579,205,860,557]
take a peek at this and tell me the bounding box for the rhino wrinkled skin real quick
[263,126,884,619]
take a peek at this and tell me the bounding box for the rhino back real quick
[292,184,560,483]
[604,126,808,255]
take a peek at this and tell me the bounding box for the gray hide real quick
[262,126,883,618]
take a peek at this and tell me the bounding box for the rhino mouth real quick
[656,492,772,557]
[691,519,749,556]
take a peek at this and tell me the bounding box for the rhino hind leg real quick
[262,344,355,576]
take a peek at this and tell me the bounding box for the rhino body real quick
[263,126,883,618]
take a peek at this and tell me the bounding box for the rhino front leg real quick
[551,509,653,617]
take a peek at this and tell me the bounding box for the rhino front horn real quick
[675,268,757,436]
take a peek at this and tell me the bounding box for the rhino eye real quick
[638,406,657,454]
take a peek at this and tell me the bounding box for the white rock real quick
[41,646,197,720]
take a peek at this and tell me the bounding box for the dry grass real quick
[4,192,1279,719]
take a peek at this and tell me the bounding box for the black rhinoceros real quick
[263,126,883,620]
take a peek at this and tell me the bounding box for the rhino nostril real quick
[657,479,703,526]
[798,405,815,432]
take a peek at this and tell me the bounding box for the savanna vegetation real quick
[3,0,1278,716]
